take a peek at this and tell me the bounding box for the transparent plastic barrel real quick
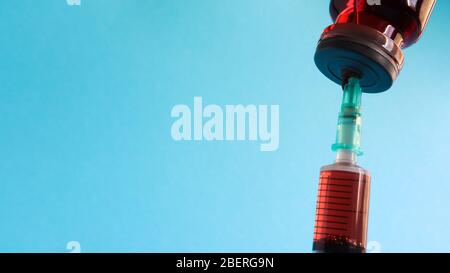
[313,163,371,253]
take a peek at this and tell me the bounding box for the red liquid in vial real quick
[313,169,371,253]
[328,0,436,47]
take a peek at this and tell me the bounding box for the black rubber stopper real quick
[314,24,404,93]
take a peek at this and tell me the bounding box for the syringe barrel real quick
[313,163,371,253]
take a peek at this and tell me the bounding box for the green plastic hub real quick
[331,77,363,156]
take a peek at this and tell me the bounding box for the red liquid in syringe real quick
[313,168,371,253]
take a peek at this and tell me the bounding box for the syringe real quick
[313,77,371,253]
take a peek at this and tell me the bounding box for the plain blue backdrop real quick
[0,0,449,252]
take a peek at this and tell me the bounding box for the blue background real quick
[0,0,449,253]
